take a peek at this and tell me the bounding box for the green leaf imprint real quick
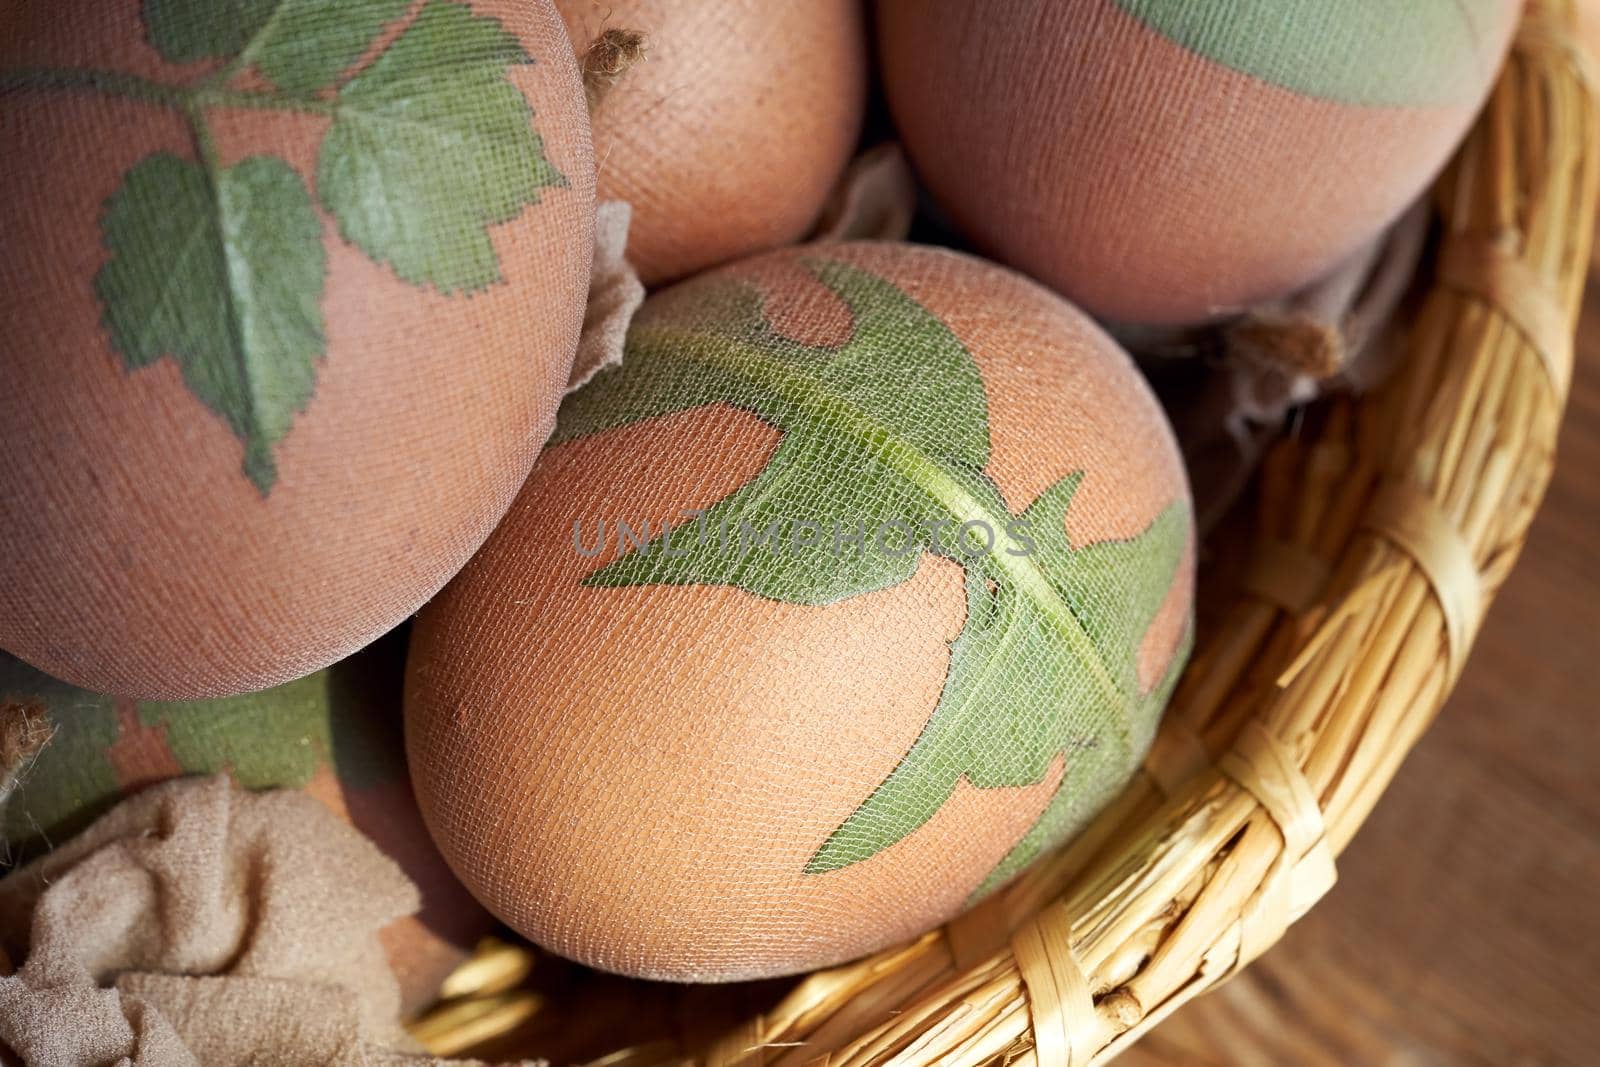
[1,648,403,866]
[97,152,327,493]
[557,260,1193,891]
[144,0,284,65]
[4,0,565,494]
[145,0,410,93]
[1112,0,1506,108]
[253,1,412,95]
[318,0,566,293]
[0,656,121,862]
[562,267,992,604]
[139,666,395,792]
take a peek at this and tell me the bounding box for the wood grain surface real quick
[1116,164,1600,1067]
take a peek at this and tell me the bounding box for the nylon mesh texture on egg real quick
[406,241,1195,981]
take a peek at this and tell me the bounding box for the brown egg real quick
[878,0,1518,324]
[0,635,493,1017]
[407,242,1194,981]
[0,0,594,699]
[555,0,866,286]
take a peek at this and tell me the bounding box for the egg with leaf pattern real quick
[878,0,1518,324]
[406,242,1195,981]
[0,0,594,699]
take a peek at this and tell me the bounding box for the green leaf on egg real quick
[1112,0,1506,108]
[143,0,412,95]
[807,477,1188,891]
[143,0,284,66]
[561,263,991,604]
[38,0,570,493]
[0,650,402,866]
[555,258,1192,893]
[96,152,327,494]
[317,0,567,293]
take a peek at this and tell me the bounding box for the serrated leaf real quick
[96,152,327,494]
[806,489,1189,875]
[572,263,990,604]
[144,0,280,63]
[971,623,1191,899]
[804,567,1078,872]
[317,0,565,293]
[586,431,935,605]
[560,257,1191,888]
[144,0,410,94]
[1024,474,1192,695]
[254,0,411,94]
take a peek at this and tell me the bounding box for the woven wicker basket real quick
[411,2,1599,1062]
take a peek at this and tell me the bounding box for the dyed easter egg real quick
[407,242,1194,980]
[0,0,595,699]
[556,0,866,285]
[878,0,1519,323]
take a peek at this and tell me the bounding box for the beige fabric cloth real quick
[812,144,918,244]
[0,775,530,1067]
[568,200,645,394]
[1125,199,1429,532]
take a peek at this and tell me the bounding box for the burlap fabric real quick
[0,642,494,1019]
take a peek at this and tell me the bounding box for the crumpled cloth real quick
[568,200,645,394]
[1124,199,1430,532]
[0,775,533,1067]
[813,143,918,244]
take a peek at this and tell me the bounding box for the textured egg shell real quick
[556,0,866,286]
[0,639,491,1017]
[406,242,1194,981]
[878,0,1519,324]
[0,0,595,699]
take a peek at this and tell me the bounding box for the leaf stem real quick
[0,67,191,108]
[187,103,226,177]
[199,87,335,116]
[182,104,275,495]
[644,326,1133,722]
[201,0,291,92]
[0,66,334,116]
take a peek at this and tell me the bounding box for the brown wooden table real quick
[1117,197,1600,1067]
